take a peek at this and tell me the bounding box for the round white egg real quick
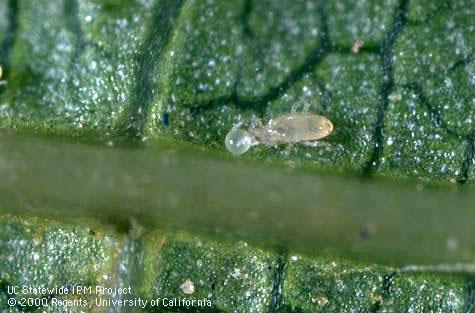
[225,129,253,155]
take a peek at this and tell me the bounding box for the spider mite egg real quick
[225,129,253,155]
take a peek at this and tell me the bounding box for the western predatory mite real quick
[225,112,333,155]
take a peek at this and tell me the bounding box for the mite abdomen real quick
[263,113,333,144]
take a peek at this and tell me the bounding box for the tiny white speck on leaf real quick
[352,39,364,53]
[388,92,402,102]
[0,65,6,86]
[180,280,195,295]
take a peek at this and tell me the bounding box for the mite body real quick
[225,112,333,155]
[250,112,333,145]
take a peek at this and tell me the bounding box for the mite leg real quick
[291,102,311,113]
[302,141,319,148]
[291,101,305,113]
[302,141,328,148]
[231,119,246,129]
[249,115,264,130]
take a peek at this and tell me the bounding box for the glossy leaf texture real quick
[1,0,474,183]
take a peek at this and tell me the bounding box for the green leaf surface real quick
[1,0,475,312]
[1,215,475,313]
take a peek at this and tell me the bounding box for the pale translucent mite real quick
[225,112,333,155]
